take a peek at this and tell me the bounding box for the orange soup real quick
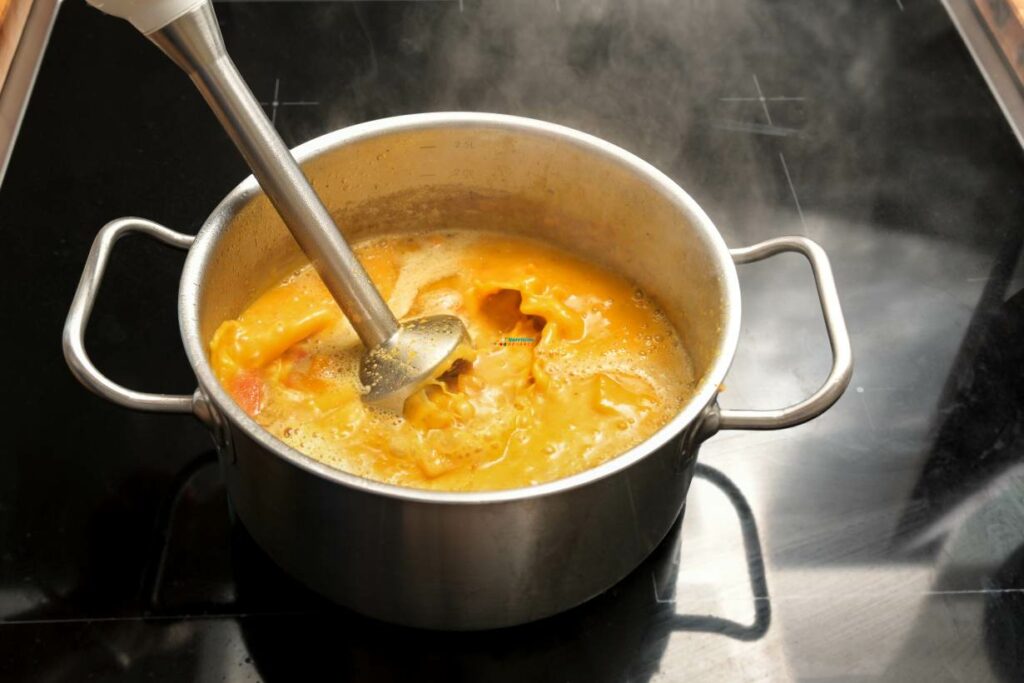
[210,231,695,491]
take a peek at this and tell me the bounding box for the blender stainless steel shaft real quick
[150,2,398,347]
[86,0,471,411]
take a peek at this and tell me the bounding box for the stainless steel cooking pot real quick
[63,113,852,630]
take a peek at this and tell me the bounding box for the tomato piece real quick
[230,372,265,416]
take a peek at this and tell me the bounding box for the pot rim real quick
[179,112,741,505]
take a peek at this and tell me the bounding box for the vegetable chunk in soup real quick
[210,230,696,491]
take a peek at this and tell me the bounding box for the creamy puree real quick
[210,231,696,491]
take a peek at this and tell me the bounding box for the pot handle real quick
[63,217,196,414]
[713,236,853,431]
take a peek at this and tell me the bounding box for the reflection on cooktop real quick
[897,281,1024,551]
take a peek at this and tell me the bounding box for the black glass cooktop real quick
[2,0,1024,680]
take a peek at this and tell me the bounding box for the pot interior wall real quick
[196,123,730,388]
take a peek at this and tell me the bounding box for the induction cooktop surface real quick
[2,1,1023,681]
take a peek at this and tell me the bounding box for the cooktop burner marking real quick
[858,386,878,432]
[719,74,804,136]
[259,78,319,126]
[752,74,773,126]
[778,152,808,235]
[720,97,806,102]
